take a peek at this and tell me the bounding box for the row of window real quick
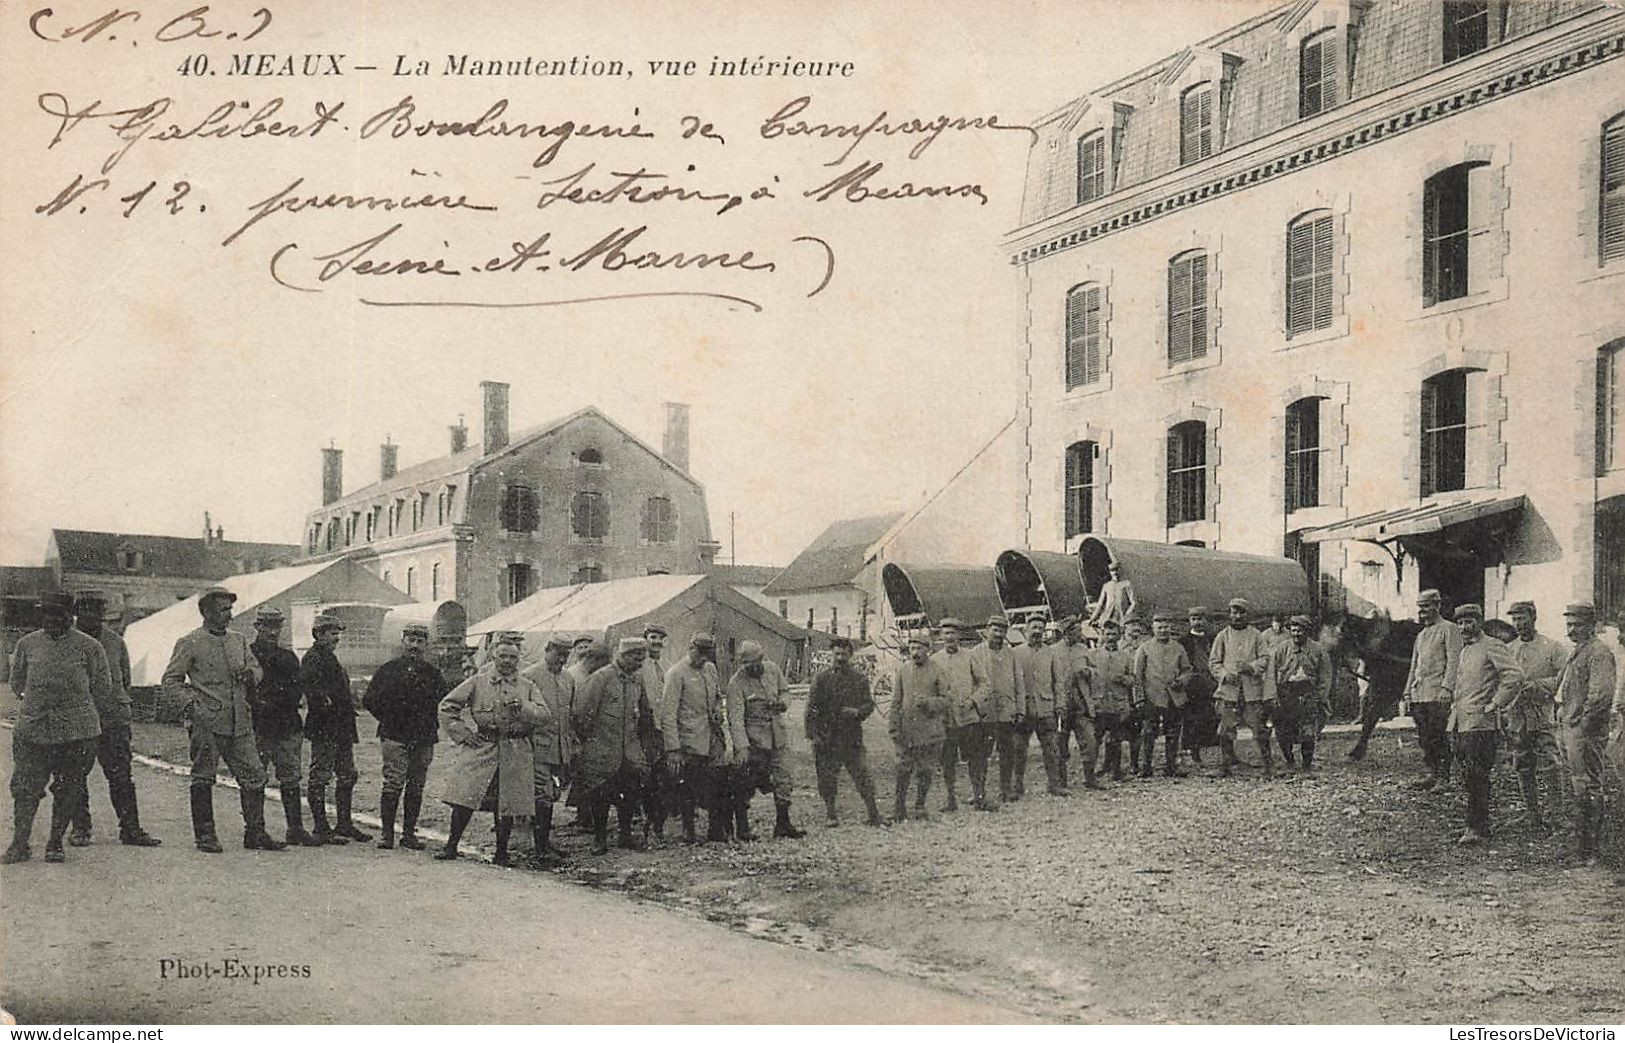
[499,485,679,544]
[382,562,444,601]
[1063,341,1625,535]
[1075,3,1519,207]
[1063,118,1625,390]
[311,484,459,553]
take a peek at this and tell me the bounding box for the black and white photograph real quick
[1,0,1623,1027]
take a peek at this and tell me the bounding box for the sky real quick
[0,0,1260,568]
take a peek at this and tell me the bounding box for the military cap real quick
[401,622,430,637]
[1227,597,1251,611]
[738,640,764,660]
[1416,589,1442,606]
[1453,604,1484,620]
[1043,621,1063,635]
[906,630,933,648]
[38,591,74,615]
[312,613,346,633]
[199,586,236,606]
[1100,618,1122,631]
[1060,615,1083,630]
[643,623,669,638]
[689,632,717,649]
[986,615,1008,629]
[1186,606,1210,618]
[616,636,647,656]
[1563,603,1598,621]
[938,617,963,631]
[829,636,855,652]
[1507,601,1537,617]
[544,633,574,651]
[254,606,285,624]
[1025,619,1045,633]
[1289,614,1314,629]
[1151,610,1177,623]
[494,630,524,645]
[571,636,595,648]
[72,590,107,609]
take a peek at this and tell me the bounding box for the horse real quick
[1331,611,1423,761]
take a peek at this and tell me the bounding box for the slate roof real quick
[761,513,904,596]
[48,529,299,580]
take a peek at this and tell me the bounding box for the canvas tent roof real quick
[994,549,1090,623]
[880,563,1004,627]
[469,573,810,681]
[124,558,409,686]
[1076,536,1311,620]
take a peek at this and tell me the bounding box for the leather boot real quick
[1138,733,1155,778]
[190,786,222,853]
[735,799,756,842]
[1082,749,1105,790]
[334,784,371,843]
[283,786,321,847]
[893,770,910,822]
[773,799,805,839]
[376,789,400,849]
[1044,739,1067,794]
[309,786,347,845]
[115,783,161,846]
[861,783,884,826]
[46,792,74,860]
[527,802,558,867]
[680,803,698,845]
[1219,738,1234,778]
[1581,796,1603,865]
[706,803,728,843]
[436,805,473,860]
[1301,742,1316,772]
[1258,737,1275,778]
[400,784,426,850]
[617,804,642,850]
[241,789,287,851]
[1510,772,1544,830]
[494,816,514,865]
[940,771,958,813]
[4,796,40,863]
[591,804,612,855]
[913,772,932,819]
[1057,755,1070,791]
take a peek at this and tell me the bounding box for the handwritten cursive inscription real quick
[359,96,654,169]
[223,177,498,246]
[759,95,1037,166]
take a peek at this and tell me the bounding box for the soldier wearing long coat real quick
[889,632,951,821]
[434,640,548,863]
[1263,615,1336,772]
[520,634,576,864]
[578,638,658,852]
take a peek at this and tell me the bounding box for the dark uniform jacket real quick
[805,665,874,751]
[301,644,357,745]
[363,654,447,745]
[250,638,304,741]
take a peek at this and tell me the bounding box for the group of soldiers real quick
[878,599,1329,823]
[4,579,1618,874]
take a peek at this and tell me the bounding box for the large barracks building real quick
[1006,0,1625,620]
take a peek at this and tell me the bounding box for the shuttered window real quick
[1076,133,1106,203]
[570,565,604,585]
[505,563,534,604]
[1285,398,1323,512]
[1420,371,1470,496]
[1065,441,1097,538]
[1600,341,1623,475]
[1180,84,1213,165]
[1423,164,1475,306]
[571,491,608,539]
[500,483,540,532]
[1286,212,1335,335]
[1601,115,1625,265]
[1299,31,1339,118]
[1166,422,1207,526]
[1168,253,1208,365]
[1064,284,1103,388]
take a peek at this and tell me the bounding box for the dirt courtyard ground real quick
[108,714,1625,1024]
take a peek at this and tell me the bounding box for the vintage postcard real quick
[2,0,1623,1027]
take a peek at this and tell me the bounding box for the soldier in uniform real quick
[302,614,370,844]
[731,641,806,839]
[1088,560,1138,629]
[804,636,883,827]
[162,587,285,853]
[248,607,319,847]
[1059,622,1105,791]
[364,622,448,850]
[661,633,731,844]
[1089,619,1137,782]
[1263,615,1336,774]
[1011,621,1060,798]
[930,619,974,813]
[577,637,655,853]
[1445,604,1522,843]
[888,631,951,821]
[520,634,577,865]
[436,639,548,862]
[3,592,108,863]
[1556,604,1617,864]
[1133,611,1192,778]
[1209,598,1268,779]
[1180,607,1219,769]
[1503,601,1566,831]
[1052,618,1086,791]
[976,617,1026,804]
[67,590,159,848]
[1121,616,1149,774]
[636,624,671,844]
[1403,589,1463,791]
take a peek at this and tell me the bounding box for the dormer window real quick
[1179,83,1214,165]
[1076,133,1106,204]
[1298,30,1340,119]
[577,448,603,465]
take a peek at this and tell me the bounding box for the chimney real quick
[449,414,469,454]
[662,402,690,472]
[321,444,343,505]
[481,381,510,453]
[203,510,214,545]
[380,437,399,481]
[215,525,224,543]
